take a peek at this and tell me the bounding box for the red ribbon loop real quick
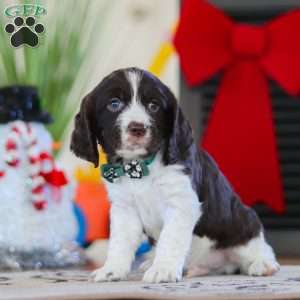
[174,0,300,213]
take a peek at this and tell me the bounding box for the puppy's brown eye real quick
[107,98,124,112]
[148,101,159,113]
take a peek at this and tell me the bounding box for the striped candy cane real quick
[3,121,47,210]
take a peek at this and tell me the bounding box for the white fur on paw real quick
[139,248,155,272]
[247,259,280,276]
[139,258,153,272]
[91,265,129,282]
[143,264,181,283]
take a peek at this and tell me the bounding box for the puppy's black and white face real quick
[95,68,172,160]
[70,67,193,166]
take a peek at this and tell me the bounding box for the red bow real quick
[174,0,300,213]
[38,151,68,187]
[40,169,68,187]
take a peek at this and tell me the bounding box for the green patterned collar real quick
[101,154,156,183]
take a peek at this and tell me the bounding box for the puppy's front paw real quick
[92,265,129,282]
[247,259,280,276]
[139,257,154,272]
[143,264,182,283]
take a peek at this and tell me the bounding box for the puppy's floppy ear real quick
[163,91,194,165]
[70,94,99,167]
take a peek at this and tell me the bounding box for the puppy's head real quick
[70,67,194,166]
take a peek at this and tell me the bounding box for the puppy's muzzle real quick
[127,122,147,138]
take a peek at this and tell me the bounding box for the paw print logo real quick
[5,16,44,48]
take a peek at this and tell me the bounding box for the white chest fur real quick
[103,154,200,241]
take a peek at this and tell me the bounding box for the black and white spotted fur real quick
[70,67,279,283]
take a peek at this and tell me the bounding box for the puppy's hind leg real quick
[231,231,280,276]
[184,235,229,278]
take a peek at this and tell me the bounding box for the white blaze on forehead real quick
[119,70,151,128]
[116,70,152,159]
[126,70,141,103]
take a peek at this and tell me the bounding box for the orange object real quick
[75,182,110,242]
[52,141,61,150]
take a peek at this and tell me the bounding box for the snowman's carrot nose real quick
[52,141,61,150]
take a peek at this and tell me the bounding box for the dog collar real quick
[101,154,156,183]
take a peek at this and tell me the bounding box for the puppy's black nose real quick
[128,122,146,137]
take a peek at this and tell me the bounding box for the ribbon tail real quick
[202,61,285,213]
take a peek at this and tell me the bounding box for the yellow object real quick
[74,166,101,183]
[74,147,107,183]
[148,42,174,77]
[99,147,108,164]
[148,21,177,77]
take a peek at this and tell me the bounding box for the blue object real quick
[136,241,151,256]
[73,203,87,246]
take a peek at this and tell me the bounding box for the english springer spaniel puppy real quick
[70,67,279,283]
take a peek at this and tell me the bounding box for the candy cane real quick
[39,151,55,174]
[3,121,47,210]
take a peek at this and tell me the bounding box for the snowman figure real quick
[0,86,83,269]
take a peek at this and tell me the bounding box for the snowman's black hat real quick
[0,85,52,124]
